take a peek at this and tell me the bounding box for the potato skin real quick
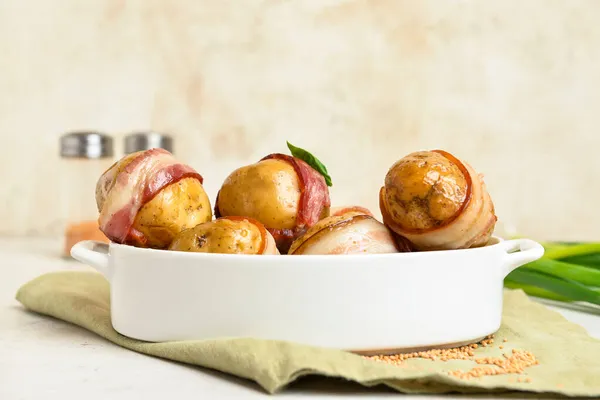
[216,159,301,230]
[129,177,212,249]
[382,151,468,232]
[168,217,264,254]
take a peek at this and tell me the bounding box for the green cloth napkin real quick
[15,271,600,397]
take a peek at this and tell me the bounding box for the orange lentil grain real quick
[365,336,538,382]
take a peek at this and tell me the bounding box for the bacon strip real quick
[260,153,331,227]
[97,148,203,244]
[380,151,496,251]
[263,227,299,255]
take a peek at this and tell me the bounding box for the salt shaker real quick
[124,131,173,154]
[59,131,114,257]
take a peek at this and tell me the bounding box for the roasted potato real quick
[215,154,330,253]
[168,216,279,255]
[216,158,301,229]
[381,150,469,232]
[130,177,212,249]
[96,148,212,249]
[379,150,496,250]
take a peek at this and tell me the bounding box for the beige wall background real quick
[0,0,598,241]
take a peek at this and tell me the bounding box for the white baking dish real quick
[71,237,543,353]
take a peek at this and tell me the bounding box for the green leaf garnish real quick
[286,141,332,187]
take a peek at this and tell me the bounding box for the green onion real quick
[559,253,600,270]
[504,239,600,311]
[503,281,573,303]
[543,243,600,261]
[505,268,600,306]
[521,258,600,287]
[540,242,571,253]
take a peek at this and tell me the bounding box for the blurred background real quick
[0,0,598,242]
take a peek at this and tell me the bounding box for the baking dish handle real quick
[70,240,110,278]
[499,238,545,277]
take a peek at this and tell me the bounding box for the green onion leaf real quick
[503,281,573,303]
[559,253,600,270]
[505,268,600,306]
[286,141,332,187]
[544,242,600,260]
[540,242,571,253]
[521,258,600,287]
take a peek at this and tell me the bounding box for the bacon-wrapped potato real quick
[215,153,331,253]
[288,210,400,255]
[95,148,212,249]
[168,216,279,255]
[379,150,497,251]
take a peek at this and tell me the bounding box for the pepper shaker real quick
[124,131,174,154]
[59,131,114,257]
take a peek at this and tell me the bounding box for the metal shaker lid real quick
[124,132,173,154]
[60,131,114,158]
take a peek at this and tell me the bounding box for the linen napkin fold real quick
[15,271,600,397]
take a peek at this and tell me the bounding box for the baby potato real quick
[96,148,212,249]
[168,216,279,255]
[215,154,331,254]
[379,149,497,251]
[216,158,301,230]
[129,177,212,249]
[381,150,468,232]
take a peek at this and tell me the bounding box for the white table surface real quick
[2,237,600,400]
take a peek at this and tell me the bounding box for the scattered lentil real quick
[365,334,538,382]
[448,350,538,380]
[366,335,494,364]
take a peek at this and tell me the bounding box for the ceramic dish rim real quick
[103,235,509,261]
